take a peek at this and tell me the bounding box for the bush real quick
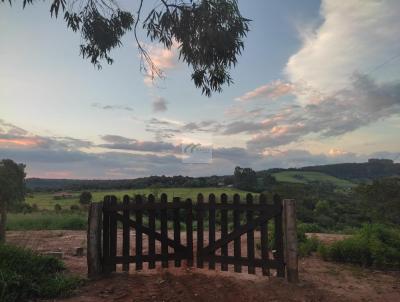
[79,191,92,205]
[319,224,400,269]
[297,223,321,257]
[255,221,321,257]
[297,222,323,234]
[299,236,320,257]
[54,204,62,212]
[0,244,82,301]
[70,205,80,211]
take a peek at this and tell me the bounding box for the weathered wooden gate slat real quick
[246,194,255,274]
[208,194,216,270]
[196,193,204,269]
[160,193,168,268]
[173,197,181,267]
[233,194,242,273]
[274,194,285,277]
[220,193,228,271]
[109,196,117,272]
[135,195,143,270]
[122,195,130,272]
[185,198,194,266]
[259,194,270,276]
[102,196,110,274]
[148,194,156,269]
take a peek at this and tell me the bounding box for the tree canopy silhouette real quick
[0,159,26,242]
[3,0,250,96]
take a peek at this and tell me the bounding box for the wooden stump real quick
[283,199,299,283]
[87,202,103,279]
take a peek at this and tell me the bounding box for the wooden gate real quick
[88,193,297,281]
[196,193,285,277]
[102,194,193,273]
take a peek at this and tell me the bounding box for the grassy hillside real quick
[272,171,355,188]
[26,187,253,210]
[300,159,400,180]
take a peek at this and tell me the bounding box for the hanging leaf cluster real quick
[2,0,250,96]
[144,0,250,96]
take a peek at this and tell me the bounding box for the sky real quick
[1,0,400,179]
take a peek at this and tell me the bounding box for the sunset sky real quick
[1,0,400,178]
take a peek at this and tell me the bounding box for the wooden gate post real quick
[87,202,103,279]
[283,199,299,283]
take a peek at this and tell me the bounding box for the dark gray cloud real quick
[223,121,268,135]
[152,97,168,113]
[145,118,220,140]
[99,135,179,153]
[92,102,134,111]
[101,135,133,144]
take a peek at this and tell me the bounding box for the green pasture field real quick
[271,171,355,188]
[26,187,255,210]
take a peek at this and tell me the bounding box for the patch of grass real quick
[299,236,321,257]
[0,244,82,301]
[271,171,355,188]
[6,212,87,231]
[298,222,324,234]
[319,224,400,269]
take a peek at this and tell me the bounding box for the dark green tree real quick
[0,159,26,242]
[355,178,400,225]
[79,191,92,204]
[2,0,250,96]
[234,166,257,191]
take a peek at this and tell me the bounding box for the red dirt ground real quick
[6,230,400,302]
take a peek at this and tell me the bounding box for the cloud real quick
[246,74,400,150]
[0,120,93,150]
[152,97,168,112]
[101,135,133,144]
[1,118,399,178]
[328,148,349,157]
[223,121,268,135]
[285,0,400,101]
[236,80,295,102]
[92,102,134,111]
[100,135,179,153]
[145,117,220,140]
[143,42,179,86]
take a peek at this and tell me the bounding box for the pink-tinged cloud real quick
[236,80,294,101]
[143,42,179,86]
[328,148,348,157]
[0,137,41,147]
[40,171,74,179]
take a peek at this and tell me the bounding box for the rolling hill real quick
[271,171,355,188]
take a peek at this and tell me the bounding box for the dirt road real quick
[7,230,400,302]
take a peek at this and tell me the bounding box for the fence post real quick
[283,199,299,283]
[87,202,103,279]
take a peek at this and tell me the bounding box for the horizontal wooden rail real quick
[113,253,189,264]
[202,255,280,269]
[106,202,279,212]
